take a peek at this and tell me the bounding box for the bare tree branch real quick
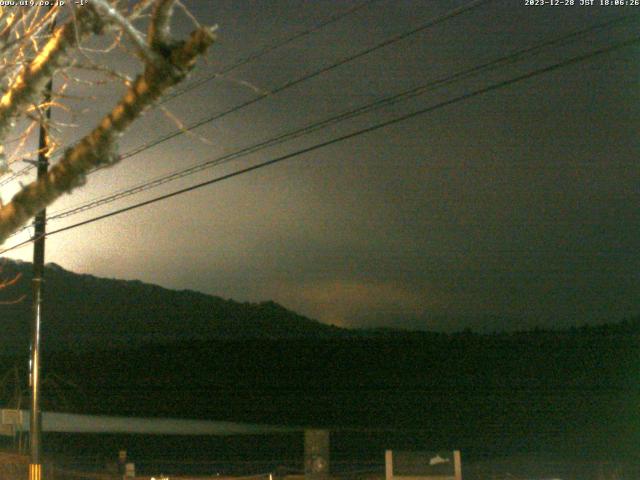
[148,0,176,48]
[0,6,102,145]
[0,268,24,304]
[91,0,164,67]
[0,17,216,244]
[129,0,157,21]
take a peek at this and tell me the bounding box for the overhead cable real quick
[2,33,637,255]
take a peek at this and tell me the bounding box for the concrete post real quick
[304,429,330,480]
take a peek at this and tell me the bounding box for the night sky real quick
[2,0,639,332]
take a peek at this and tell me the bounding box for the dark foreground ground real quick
[0,326,638,479]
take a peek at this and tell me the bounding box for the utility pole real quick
[29,79,52,480]
[29,8,55,480]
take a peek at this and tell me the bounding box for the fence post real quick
[453,450,462,480]
[385,450,393,480]
[304,430,330,480]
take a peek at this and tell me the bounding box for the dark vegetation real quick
[0,260,637,463]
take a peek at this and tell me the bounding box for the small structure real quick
[385,450,462,480]
[304,430,330,480]
[0,408,330,479]
[0,409,297,435]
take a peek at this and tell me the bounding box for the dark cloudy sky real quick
[2,0,639,332]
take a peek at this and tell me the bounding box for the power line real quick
[2,33,637,256]
[2,0,497,241]
[0,165,32,188]
[57,0,495,169]
[0,0,381,186]
[118,0,492,161]
[42,11,640,223]
[1,0,493,224]
[159,0,382,105]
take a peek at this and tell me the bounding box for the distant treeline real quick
[0,327,636,461]
[0,259,637,461]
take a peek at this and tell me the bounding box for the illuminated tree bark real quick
[0,1,216,244]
